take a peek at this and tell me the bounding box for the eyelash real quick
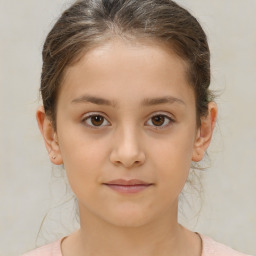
[81,112,175,130]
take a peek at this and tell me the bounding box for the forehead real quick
[59,39,195,107]
[65,38,189,78]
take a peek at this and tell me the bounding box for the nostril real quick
[109,147,146,168]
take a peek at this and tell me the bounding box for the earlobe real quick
[36,106,63,165]
[192,102,217,162]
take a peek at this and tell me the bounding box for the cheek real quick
[152,125,196,186]
[57,129,109,194]
[58,121,108,164]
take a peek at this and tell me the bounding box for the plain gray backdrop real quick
[0,0,255,255]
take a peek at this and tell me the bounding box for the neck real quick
[61,200,201,256]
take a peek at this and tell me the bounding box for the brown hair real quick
[41,0,214,130]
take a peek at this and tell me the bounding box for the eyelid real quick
[81,111,175,129]
[145,112,175,129]
[81,112,110,129]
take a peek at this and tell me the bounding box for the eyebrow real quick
[71,94,186,107]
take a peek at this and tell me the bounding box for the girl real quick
[23,0,250,255]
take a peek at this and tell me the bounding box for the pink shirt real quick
[22,233,251,256]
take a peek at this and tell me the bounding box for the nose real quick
[109,126,146,168]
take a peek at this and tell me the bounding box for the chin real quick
[101,206,154,228]
[108,217,151,228]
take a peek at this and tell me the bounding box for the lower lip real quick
[104,184,152,194]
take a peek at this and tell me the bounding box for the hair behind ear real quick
[36,106,63,165]
[192,102,217,162]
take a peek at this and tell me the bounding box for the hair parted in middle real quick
[41,0,214,130]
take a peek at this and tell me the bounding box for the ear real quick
[36,106,63,165]
[192,102,218,162]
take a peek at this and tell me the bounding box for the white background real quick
[0,0,255,255]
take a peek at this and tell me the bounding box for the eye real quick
[82,113,110,128]
[146,114,174,129]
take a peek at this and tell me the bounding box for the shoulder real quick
[21,238,63,256]
[199,233,252,256]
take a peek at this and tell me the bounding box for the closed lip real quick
[103,179,153,186]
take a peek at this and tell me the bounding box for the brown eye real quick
[146,114,174,129]
[91,115,104,126]
[82,114,110,128]
[152,115,165,126]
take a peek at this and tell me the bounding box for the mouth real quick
[104,179,153,186]
[103,179,153,194]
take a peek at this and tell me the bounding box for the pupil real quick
[91,116,165,126]
[92,116,103,126]
[153,116,164,126]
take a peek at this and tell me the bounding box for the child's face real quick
[52,39,203,227]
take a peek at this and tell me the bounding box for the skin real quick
[37,39,217,256]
